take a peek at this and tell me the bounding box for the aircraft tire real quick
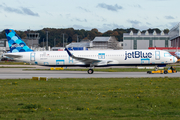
[164,70,168,74]
[88,69,94,74]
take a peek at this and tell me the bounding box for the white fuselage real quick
[5,49,177,67]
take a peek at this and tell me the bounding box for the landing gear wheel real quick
[164,70,168,74]
[88,69,94,74]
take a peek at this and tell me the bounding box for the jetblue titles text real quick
[125,51,152,60]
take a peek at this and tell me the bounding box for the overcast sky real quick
[0,0,179,32]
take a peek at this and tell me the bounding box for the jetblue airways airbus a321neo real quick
[4,29,177,74]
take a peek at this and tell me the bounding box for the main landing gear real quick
[87,69,94,74]
[87,64,94,74]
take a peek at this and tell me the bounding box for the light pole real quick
[54,38,56,47]
[46,31,48,50]
[43,38,44,51]
[62,33,65,47]
[77,35,79,42]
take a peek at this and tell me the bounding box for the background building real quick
[123,30,170,49]
[66,40,92,50]
[92,36,120,50]
[65,36,121,51]
[0,38,9,56]
[169,22,180,47]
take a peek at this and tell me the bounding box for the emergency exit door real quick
[30,52,36,61]
[155,51,160,60]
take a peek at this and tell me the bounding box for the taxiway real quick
[0,67,179,79]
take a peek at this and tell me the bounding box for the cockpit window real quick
[164,52,172,57]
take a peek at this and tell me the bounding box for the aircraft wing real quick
[65,48,112,65]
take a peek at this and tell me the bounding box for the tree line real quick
[0,28,169,47]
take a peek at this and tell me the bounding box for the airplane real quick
[3,29,177,74]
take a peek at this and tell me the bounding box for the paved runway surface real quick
[0,68,179,79]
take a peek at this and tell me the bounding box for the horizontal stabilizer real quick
[4,53,22,58]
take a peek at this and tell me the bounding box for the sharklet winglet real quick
[65,48,74,57]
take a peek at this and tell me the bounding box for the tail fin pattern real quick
[5,29,33,53]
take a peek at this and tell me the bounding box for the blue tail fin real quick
[5,29,33,53]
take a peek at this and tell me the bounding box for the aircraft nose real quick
[174,57,178,63]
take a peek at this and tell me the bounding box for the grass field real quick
[0,77,180,120]
[0,61,30,65]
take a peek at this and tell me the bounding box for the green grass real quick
[0,78,180,119]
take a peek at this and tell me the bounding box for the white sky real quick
[0,0,179,32]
